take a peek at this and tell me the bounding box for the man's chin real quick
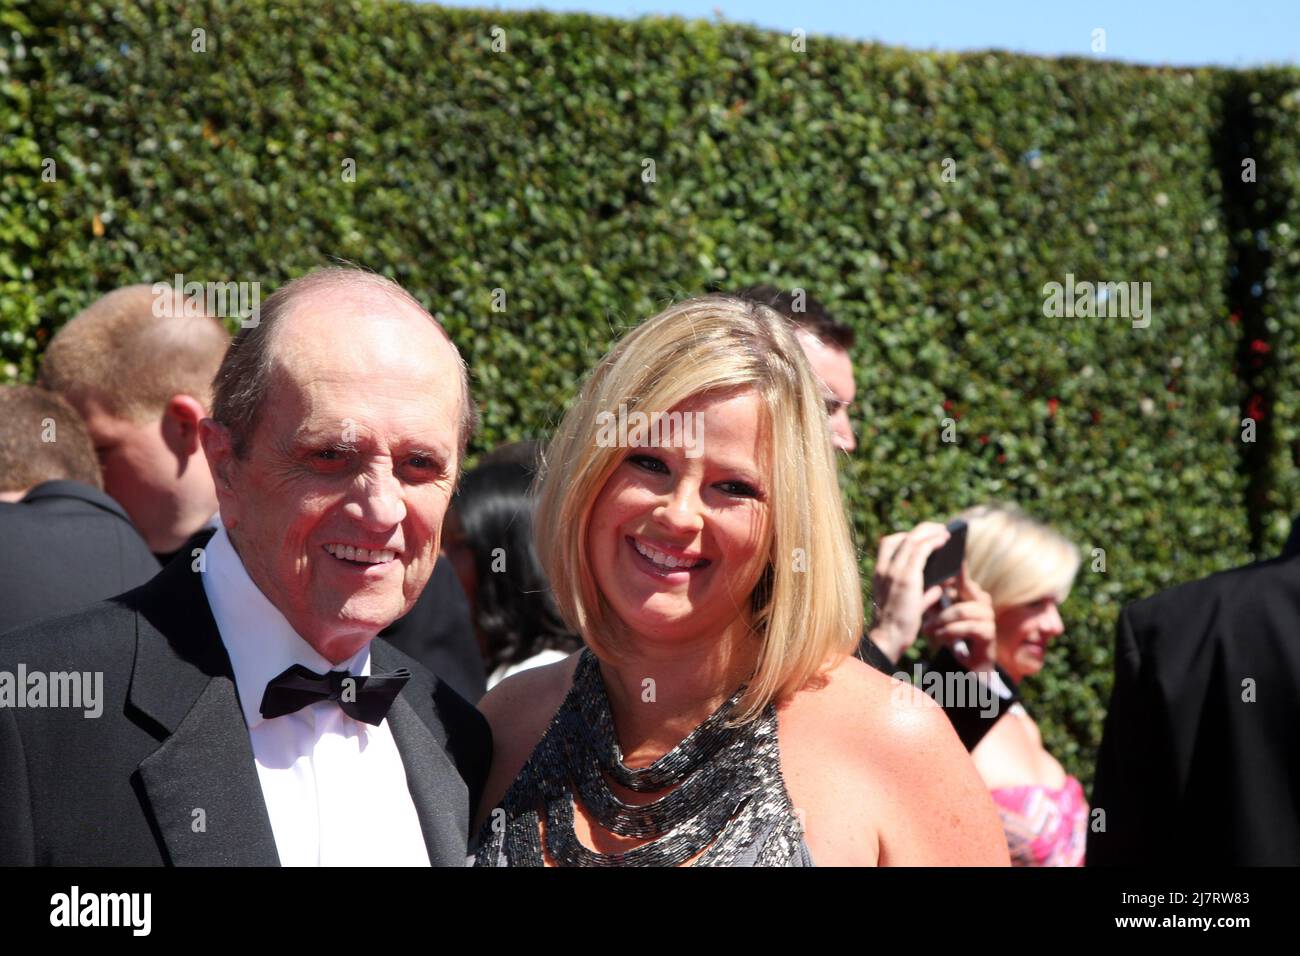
[296,598,407,660]
[333,598,407,634]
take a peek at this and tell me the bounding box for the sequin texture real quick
[471,649,811,866]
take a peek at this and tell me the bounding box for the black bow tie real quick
[260,664,411,726]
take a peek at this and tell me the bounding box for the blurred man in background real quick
[737,284,857,453]
[39,284,230,564]
[0,384,157,633]
[1089,557,1300,865]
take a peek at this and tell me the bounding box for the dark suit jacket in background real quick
[179,527,486,704]
[0,480,160,635]
[0,553,492,865]
[1088,556,1300,865]
[381,559,486,704]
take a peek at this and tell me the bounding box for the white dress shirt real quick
[201,525,430,867]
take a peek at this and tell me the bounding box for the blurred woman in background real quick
[440,445,582,689]
[865,502,1086,866]
[951,503,1086,867]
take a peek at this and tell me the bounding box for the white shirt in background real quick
[487,648,571,691]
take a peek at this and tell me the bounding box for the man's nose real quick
[654,479,705,534]
[347,467,407,529]
[832,411,856,453]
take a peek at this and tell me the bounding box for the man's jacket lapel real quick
[376,640,471,865]
[126,552,280,866]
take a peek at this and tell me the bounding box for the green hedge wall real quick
[0,4,44,380]
[1244,71,1300,555]
[6,0,1299,790]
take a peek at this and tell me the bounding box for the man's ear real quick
[163,394,209,454]
[200,418,240,526]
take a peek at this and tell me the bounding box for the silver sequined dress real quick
[471,648,815,867]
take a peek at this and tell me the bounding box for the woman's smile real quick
[626,534,712,580]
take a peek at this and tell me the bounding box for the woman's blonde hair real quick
[534,294,863,723]
[957,503,1080,610]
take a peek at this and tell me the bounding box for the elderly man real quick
[0,268,491,866]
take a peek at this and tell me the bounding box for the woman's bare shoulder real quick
[781,655,956,780]
[780,654,1010,866]
[472,650,583,832]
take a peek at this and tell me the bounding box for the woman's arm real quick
[867,681,1011,866]
[785,657,1009,866]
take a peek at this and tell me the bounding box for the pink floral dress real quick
[990,776,1088,866]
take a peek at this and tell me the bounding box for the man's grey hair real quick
[210,267,477,461]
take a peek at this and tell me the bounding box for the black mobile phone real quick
[922,519,968,590]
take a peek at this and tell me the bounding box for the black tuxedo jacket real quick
[0,552,492,866]
[1088,555,1300,865]
[0,480,160,635]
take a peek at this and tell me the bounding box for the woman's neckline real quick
[581,647,752,776]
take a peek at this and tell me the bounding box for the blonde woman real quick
[469,295,1008,866]
[945,503,1087,867]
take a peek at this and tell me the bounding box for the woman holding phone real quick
[953,504,1086,866]
[468,294,1008,866]
[866,504,1087,866]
